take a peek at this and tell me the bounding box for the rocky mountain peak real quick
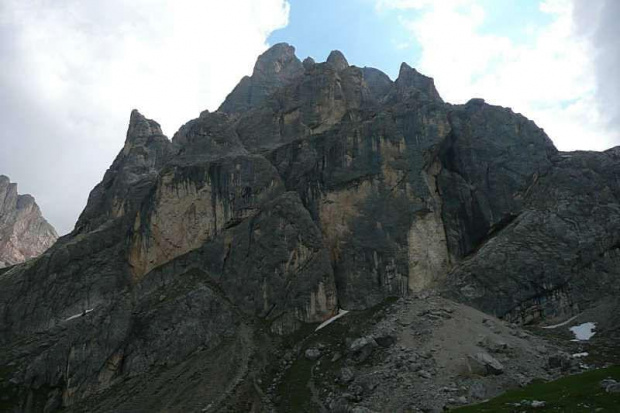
[395,62,443,102]
[1,176,38,218]
[127,109,164,141]
[0,175,57,268]
[252,42,302,79]
[326,50,349,71]
[466,97,486,107]
[74,110,174,233]
[219,43,304,114]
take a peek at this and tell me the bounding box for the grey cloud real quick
[0,40,125,235]
[574,0,620,134]
[0,74,124,235]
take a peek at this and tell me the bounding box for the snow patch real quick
[569,322,596,341]
[572,352,589,358]
[315,309,349,331]
[64,308,94,322]
[541,314,580,329]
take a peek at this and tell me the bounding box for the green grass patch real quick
[452,366,620,412]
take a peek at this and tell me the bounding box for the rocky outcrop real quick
[219,43,304,115]
[437,98,557,259]
[444,147,620,323]
[74,110,175,234]
[2,42,620,412]
[0,175,57,267]
[393,62,443,103]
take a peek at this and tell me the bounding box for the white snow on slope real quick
[315,309,350,331]
[570,322,596,341]
[541,314,581,329]
[64,308,94,322]
[572,352,589,358]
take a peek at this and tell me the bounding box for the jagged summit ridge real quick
[0,175,57,268]
[219,43,441,116]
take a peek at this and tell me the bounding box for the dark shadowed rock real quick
[219,43,304,114]
[349,337,378,362]
[437,101,557,259]
[303,56,316,70]
[393,62,443,102]
[171,111,247,161]
[361,67,393,101]
[442,141,620,323]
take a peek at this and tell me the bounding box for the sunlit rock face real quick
[2,42,620,412]
[0,175,57,268]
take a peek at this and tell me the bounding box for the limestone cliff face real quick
[0,176,57,268]
[2,43,620,412]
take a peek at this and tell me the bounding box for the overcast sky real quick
[0,0,618,234]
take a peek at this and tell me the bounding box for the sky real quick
[0,0,618,234]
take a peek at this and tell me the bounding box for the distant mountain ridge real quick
[0,175,57,268]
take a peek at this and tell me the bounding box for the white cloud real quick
[573,0,620,134]
[0,0,289,233]
[380,0,619,151]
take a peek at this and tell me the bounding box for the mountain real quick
[0,175,57,268]
[1,43,619,412]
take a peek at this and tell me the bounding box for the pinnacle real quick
[326,50,349,71]
[126,109,163,140]
[253,43,300,77]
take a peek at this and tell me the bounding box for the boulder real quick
[340,367,355,383]
[305,348,322,361]
[470,352,505,375]
[349,337,379,363]
[547,353,575,371]
[478,335,511,353]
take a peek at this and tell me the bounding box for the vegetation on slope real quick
[452,366,620,413]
